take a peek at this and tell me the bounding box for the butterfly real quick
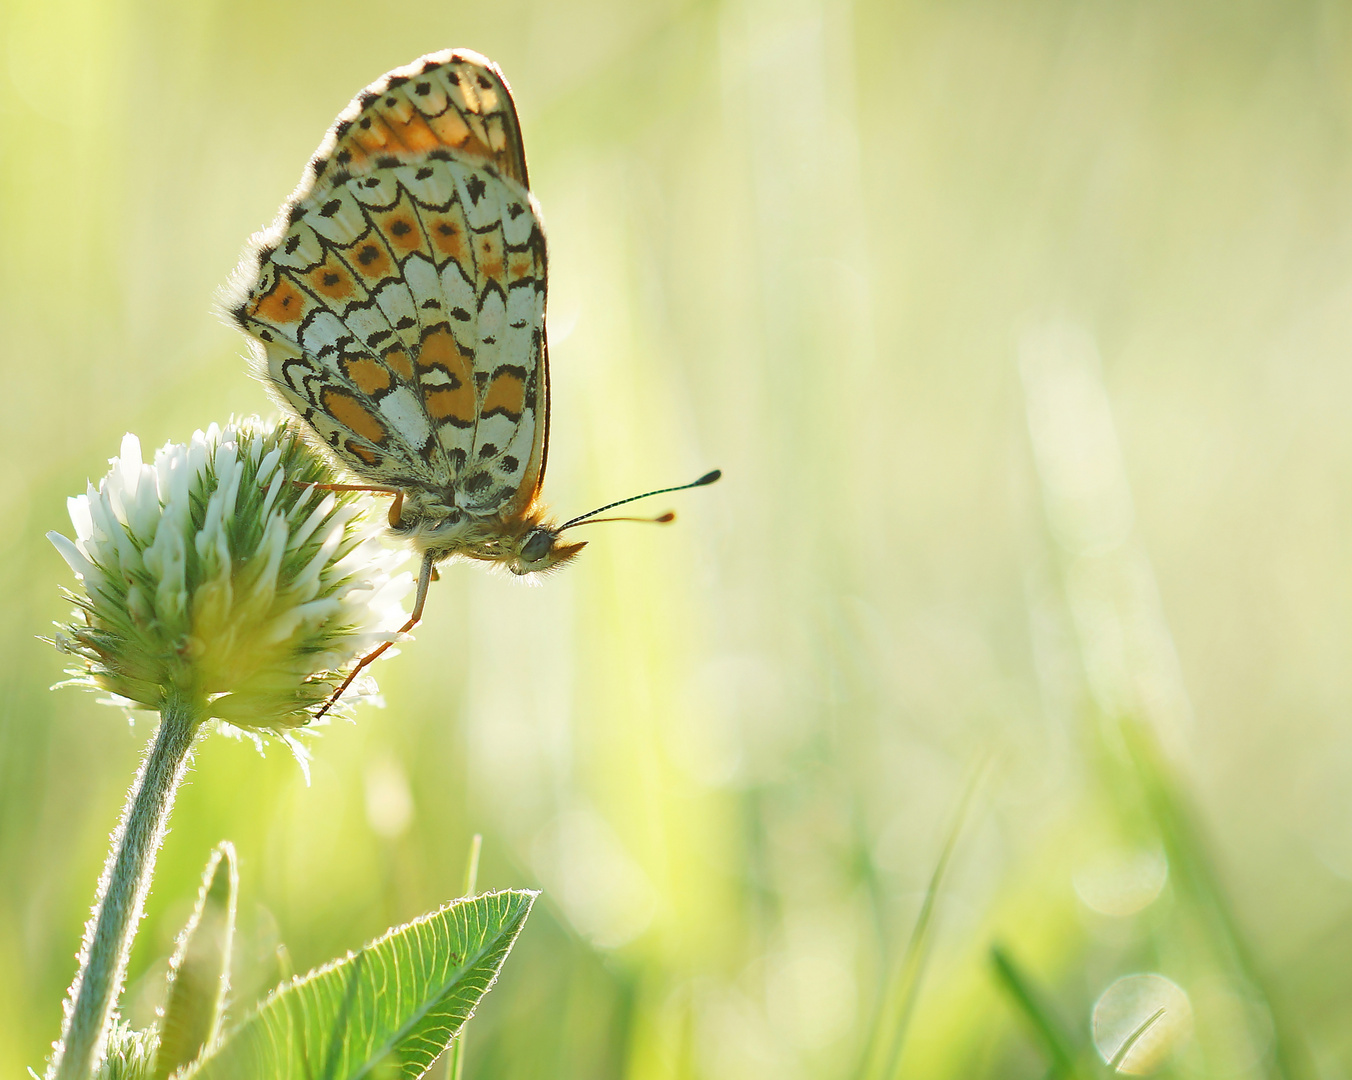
[227,49,719,715]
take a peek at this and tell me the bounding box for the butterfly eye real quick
[520,528,554,564]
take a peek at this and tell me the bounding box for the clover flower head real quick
[48,417,411,735]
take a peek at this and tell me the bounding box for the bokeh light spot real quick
[364,756,415,839]
[1092,973,1193,1074]
[1073,845,1168,916]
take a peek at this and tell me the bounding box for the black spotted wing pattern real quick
[228,50,548,516]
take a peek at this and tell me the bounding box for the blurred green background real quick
[5,0,1352,1075]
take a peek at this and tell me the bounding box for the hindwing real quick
[228,50,549,516]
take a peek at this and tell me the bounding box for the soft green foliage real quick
[185,891,535,1080]
[154,844,237,1080]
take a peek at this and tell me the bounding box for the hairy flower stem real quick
[51,695,201,1080]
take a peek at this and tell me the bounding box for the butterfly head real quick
[508,525,587,576]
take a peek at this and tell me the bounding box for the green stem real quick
[50,693,201,1080]
[445,834,483,1080]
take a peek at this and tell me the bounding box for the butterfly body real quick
[389,495,583,576]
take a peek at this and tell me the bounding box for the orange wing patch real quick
[416,327,476,428]
[342,356,393,397]
[321,388,388,445]
[476,233,504,280]
[347,238,393,280]
[252,277,306,324]
[374,205,429,257]
[384,346,415,381]
[309,254,357,300]
[427,211,469,264]
[424,385,477,427]
[383,110,441,154]
[426,110,473,153]
[481,368,526,421]
[416,325,473,377]
[345,439,382,466]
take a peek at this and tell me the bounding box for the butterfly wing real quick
[228,50,549,517]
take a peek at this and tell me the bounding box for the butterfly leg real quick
[289,481,401,494]
[313,549,436,720]
[287,482,406,526]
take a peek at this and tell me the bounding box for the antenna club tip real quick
[656,512,676,523]
[559,469,721,530]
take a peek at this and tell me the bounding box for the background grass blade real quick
[858,763,989,1080]
[1106,1006,1164,1072]
[990,946,1089,1080]
[1123,725,1312,1080]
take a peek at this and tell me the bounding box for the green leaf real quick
[184,889,536,1080]
[154,842,237,1080]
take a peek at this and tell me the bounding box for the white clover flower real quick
[48,417,411,733]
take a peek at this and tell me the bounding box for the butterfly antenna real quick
[559,470,722,530]
[571,512,677,526]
